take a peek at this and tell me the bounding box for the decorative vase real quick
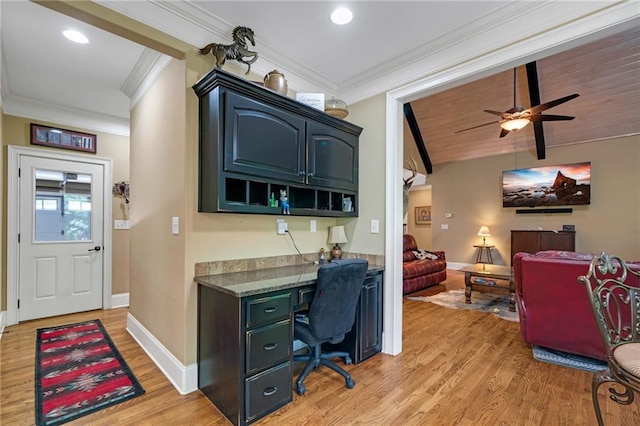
[263,70,288,95]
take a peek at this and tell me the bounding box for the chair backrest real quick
[578,252,640,363]
[308,258,369,343]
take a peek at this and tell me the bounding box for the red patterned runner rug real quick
[35,319,144,425]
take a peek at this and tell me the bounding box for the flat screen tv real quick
[502,162,591,208]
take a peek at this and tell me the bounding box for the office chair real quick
[293,258,368,395]
[578,252,640,426]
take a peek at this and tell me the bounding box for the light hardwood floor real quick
[1,270,637,425]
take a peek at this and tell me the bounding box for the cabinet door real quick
[540,232,575,252]
[224,91,306,183]
[358,273,383,362]
[306,121,358,191]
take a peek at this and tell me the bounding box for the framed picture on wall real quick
[415,206,431,224]
[30,123,97,154]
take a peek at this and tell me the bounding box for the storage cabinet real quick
[510,230,576,262]
[320,271,383,364]
[194,68,362,216]
[198,286,293,426]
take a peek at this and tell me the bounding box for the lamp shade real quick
[477,226,491,237]
[328,225,348,244]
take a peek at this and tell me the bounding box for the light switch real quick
[310,219,317,232]
[114,220,130,230]
[172,217,179,235]
[441,224,449,230]
[371,219,379,234]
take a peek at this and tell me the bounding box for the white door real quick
[18,155,105,321]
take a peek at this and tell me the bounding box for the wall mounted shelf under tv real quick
[515,208,573,214]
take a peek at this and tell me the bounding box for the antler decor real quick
[403,157,420,219]
[112,181,130,204]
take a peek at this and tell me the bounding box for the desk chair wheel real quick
[296,384,306,395]
[344,356,352,365]
[346,378,355,389]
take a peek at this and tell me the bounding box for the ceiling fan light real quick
[500,118,530,131]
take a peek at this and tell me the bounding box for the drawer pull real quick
[264,307,278,313]
[263,343,278,351]
[263,386,278,396]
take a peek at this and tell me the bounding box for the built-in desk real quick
[195,263,384,425]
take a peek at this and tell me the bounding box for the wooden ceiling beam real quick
[526,61,546,160]
[403,103,433,174]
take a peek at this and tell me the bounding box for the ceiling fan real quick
[455,68,580,138]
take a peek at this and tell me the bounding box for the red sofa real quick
[514,250,640,360]
[402,234,447,294]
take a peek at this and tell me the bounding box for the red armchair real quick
[402,234,447,294]
[514,250,640,360]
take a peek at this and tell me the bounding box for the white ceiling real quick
[1,1,638,140]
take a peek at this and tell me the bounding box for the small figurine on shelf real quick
[319,248,326,264]
[280,189,290,214]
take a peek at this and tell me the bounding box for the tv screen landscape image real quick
[502,162,591,208]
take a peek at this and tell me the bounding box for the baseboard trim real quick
[111,292,130,308]
[126,313,198,395]
[0,311,6,340]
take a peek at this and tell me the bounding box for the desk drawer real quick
[246,293,291,328]
[246,319,291,374]
[245,362,292,423]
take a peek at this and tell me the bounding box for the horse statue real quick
[198,26,258,75]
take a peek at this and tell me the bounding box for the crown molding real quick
[2,94,129,136]
[124,49,173,111]
[97,1,638,107]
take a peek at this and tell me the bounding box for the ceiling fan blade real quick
[529,114,575,122]
[528,93,580,114]
[499,128,510,138]
[483,109,505,117]
[455,121,498,134]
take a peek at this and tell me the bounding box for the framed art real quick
[415,206,432,224]
[30,123,97,154]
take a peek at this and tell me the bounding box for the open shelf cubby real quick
[222,176,356,217]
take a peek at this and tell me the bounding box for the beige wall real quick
[428,134,640,265]
[1,115,131,308]
[406,187,433,249]
[345,93,386,256]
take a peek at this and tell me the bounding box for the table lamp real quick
[328,225,348,260]
[477,226,491,245]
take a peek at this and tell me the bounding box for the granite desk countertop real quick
[195,263,384,298]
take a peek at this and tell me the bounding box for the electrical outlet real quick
[172,217,179,235]
[114,220,130,230]
[277,220,288,235]
[441,224,449,230]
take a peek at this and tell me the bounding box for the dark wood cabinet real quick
[194,68,362,216]
[327,272,383,363]
[197,267,383,425]
[510,230,576,262]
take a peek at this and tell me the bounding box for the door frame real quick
[7,146,113,326]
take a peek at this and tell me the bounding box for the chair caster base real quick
[346,378,355,389]
[296,384,306,395]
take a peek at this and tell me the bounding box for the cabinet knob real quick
[307,172,314,178]
[299,171,306,176]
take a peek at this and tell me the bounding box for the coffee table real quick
[461,264,515,312]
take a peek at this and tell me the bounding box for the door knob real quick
[88,246,102,252]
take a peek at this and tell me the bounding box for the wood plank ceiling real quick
[404,27,640,173]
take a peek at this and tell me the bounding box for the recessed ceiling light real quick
[63,30,89,44]
[331,7,353,25]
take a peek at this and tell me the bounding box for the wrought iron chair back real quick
[578,252,640,425]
